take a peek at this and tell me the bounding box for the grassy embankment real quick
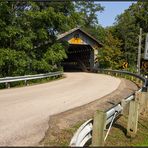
[42,112,148,146]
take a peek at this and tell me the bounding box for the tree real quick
[75,1,104,27]
[98,30,123,69]
[0,1,74,76]
[114,2,148,68]
[75,1,105,52]
[82,25,106,43]
[0,48,29,77]
[35,1,84,32]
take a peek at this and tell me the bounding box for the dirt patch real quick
[39,78,138,146]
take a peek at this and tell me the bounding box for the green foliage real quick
[114,2,148,68]
[0,1,76,77]
[75,1,104,27]
[98,30,123,69]
[82,25,106,43]
[0,48,29,77]
[44,43,67,65]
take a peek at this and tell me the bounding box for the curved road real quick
[0,72,121,146]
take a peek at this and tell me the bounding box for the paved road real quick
[0,72,121,146]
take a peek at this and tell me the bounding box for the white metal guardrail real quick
[97,69,147,88]
[0,71,63,88]
[70,104,123,147]
[70,69,148,147]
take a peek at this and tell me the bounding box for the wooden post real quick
[92,110,106,146]
[139,92,148,115]
[115,73,118,77]
[25,80,28,86]
[121,99,129,116]
[127,92,140,138]
[5,82,10,88]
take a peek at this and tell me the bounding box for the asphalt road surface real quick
[0,72,121,146]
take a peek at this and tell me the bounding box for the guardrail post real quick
[115,73,118,77]
[25,80,28,86]
[139,91,148,115]
[92,110,106,146]
[5,82,10,88]
[121,99,129,116]
[127,91,139,138]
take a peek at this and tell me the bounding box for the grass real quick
[42,112,148,147]
[41,120,85,146]
[105,113,148,146]
[135,139,148,146]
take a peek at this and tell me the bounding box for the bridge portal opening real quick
[58,28,103,72]
[62,44,94,72]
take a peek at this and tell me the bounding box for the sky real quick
[97,2,136,27]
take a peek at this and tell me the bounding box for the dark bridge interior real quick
[62,44,93,72]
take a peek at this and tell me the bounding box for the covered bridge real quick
[57,28,103,72]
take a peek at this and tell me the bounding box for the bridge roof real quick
[57,27,103,47]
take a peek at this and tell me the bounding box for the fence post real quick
[92,110,106,146]
[5,82,10,88]
[121,99,129,116]
[115,73,118,77]
[139,91,148,115]
[25,80,28,86]
[127,91,140,138]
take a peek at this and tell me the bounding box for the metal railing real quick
[70,69,148,147]
[70,104,123,147]
[97,69,147,90]
[0,71,63,88]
